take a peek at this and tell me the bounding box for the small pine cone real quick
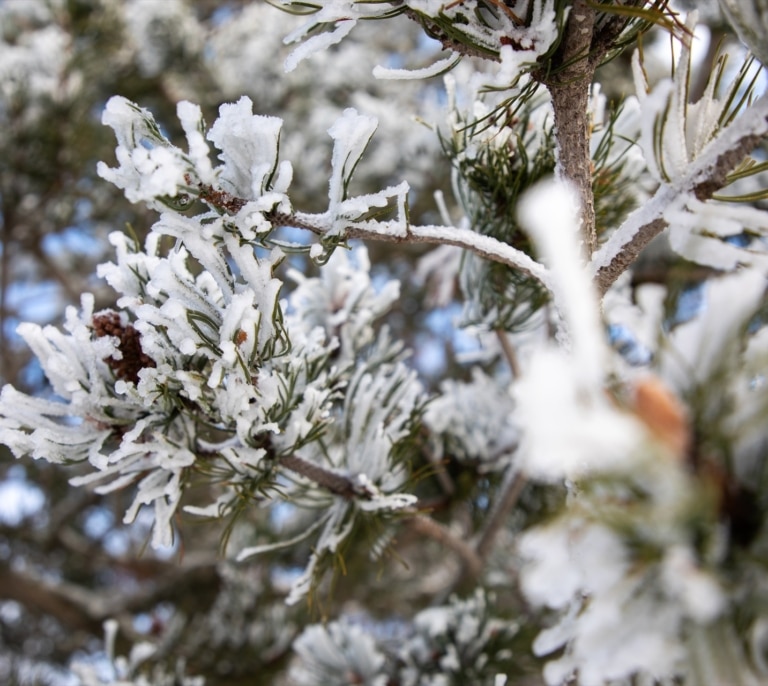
[92,311,156,384]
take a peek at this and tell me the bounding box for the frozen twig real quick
[592,95,768,294]
[272,210,552,288]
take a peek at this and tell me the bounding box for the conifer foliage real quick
[2,1,768,684]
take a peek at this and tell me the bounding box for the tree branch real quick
[279,453,370,499]
[0,555,219,635]
[538,1,649,257]
[592,95,768,294]
[407,514,483,579]
[269,208,552,287]
[475,470,526,562]
[495,329,522,379]
[544,0,598,256]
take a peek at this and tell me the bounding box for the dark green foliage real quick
[444,103,555,330]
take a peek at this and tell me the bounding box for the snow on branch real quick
[592,94,768,294]
[276,0,563,86]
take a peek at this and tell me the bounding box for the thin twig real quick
[407,514,483,579]
[475,469,526,562]
[0,195,15,385]
[346,222,551,287]
[279,454,366,499]
[495,329,522,379]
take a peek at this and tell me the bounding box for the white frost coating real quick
[346,220,551,287]
[661,546,725,623]
[286,246,400,363]
[425,368,518,472]
[291,619,386,686]
[177,100,215,185]
[594,22,768,281]
[372,53,461,80]
[97,96,208,208]
[519,518,628,611]
[0,23,71,106]
[277,0,562,98]
[99,96,159,153]
[207,95,285,198]
[286,501,355,605]
[634,13,734,186]
[591,93,768,277]
[285,19,356,73]
[343,359,422,486]
[518,179,605,386]
[237,514,329,562]
[519,512,716,685]
[665,195,768,270]
[326,107,378,234]
[660,269,767,392]
[513,348,647,482]
[121,0,203,78]
[97,131,187,206]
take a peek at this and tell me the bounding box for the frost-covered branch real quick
[538,1,649,255]
[542,0,598,255]
[6,3,768,684]
[593,94,768,293]
[342,219,552,287]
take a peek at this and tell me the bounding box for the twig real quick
[475,469,526,562]
[420,428,455,496]
[495,329,522,379]
[407,514,482,579]
[592,95,768,294]
[0,195,15,385]
[0,556,218,633]
[194,198,551,291]
[279,453,370,499]
[345,221,551,288]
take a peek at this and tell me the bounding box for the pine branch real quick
[407,514,483,579]
[475,469,526,562]
[545,0,599,255]
[592,95,768,294]
[280,453,371,499]
[539,1,648,257]
[272,210,552,289]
